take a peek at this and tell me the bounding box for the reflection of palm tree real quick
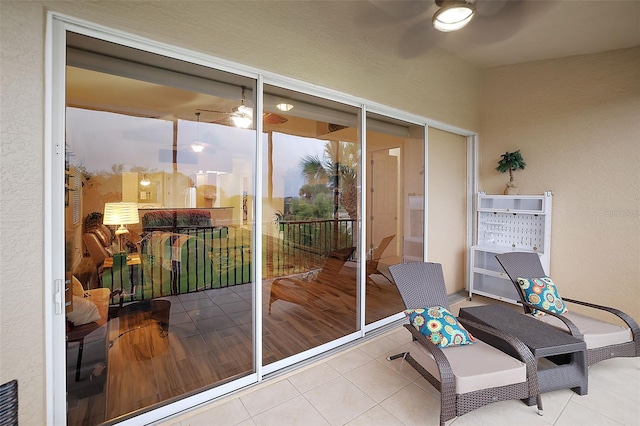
[300,141,358,220]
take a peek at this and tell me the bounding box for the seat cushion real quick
[408,339,526,394]
[536,311,632,349]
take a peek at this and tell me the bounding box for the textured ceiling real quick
[348,0,640,68]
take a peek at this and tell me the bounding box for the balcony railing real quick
[269,218,356,276]
[103,218,356,304]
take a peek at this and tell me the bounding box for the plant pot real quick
[504,181,519,195]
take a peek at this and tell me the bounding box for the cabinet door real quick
[478,195,545,214]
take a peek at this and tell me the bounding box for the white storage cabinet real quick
[468,191,552,303]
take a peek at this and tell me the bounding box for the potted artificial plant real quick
[496,150,526,195]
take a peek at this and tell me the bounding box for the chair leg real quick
[537,394,544,416]
[75,340,84,382]
[268,279,281,314]
[387,352,408,361]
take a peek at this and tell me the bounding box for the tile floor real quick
[154,298,640,426]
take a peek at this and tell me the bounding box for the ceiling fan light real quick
[191,142,205,153]
[433,3,474,32]
[276,102,294,112]
[231,114,252,129]
[237,105,253,116]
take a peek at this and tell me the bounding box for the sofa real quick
[140,208,232,233]
[136,208,234,298]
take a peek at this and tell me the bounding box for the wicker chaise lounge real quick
[496,252,640,366]
[268,247,356,313]
[387,262,542,426]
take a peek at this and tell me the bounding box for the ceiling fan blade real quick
[474,0,510,17]
[263,113,288,125]
[359,0,432,24]
[398,19,445,58]
[209,113,288,126]
[453,0,559,47]
[197,108,231,115]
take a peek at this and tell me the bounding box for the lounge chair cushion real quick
[517,277,568,317]
[408,339,526,394]
[536,311,633,349]
[405,306,476,347]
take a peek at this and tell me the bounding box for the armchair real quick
[82,229,112,286]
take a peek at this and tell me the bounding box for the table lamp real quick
[103,202,139,253]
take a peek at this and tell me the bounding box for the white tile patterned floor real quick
[154,298,640,426]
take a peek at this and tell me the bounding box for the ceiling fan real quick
[361,0,557,58]
[197,86,288,128]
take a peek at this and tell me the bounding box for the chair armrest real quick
[403,324,454,395]
[563,297,640,345]
[457,318,540,400]
[516,300,583,340]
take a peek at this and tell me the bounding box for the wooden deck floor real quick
[66,271,405,425]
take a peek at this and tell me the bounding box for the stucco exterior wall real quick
[0,1,481,423]
[479,47,640,322]
[0,3,48,425]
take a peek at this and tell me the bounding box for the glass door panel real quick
[262,85,360,364]
[365,114,424,325]
[65,34,256,424]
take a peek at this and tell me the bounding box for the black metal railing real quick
[105,219,356,303]
[270,218,356,277]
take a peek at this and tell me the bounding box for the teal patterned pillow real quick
[517,277,568,317]
[404,306,476,348]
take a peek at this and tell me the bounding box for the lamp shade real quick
[103,202,139,227]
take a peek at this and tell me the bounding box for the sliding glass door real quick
[364,113,424,326]
[261,85,361,366]
[64,33,257,424]
[53,23,453,425]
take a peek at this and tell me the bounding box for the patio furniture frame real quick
[496,251,640,366]
[459,304,588,401]
[387,262,542,425]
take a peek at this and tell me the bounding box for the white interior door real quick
[369,149,399,256]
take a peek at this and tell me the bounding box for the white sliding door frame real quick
[46,11,477,425]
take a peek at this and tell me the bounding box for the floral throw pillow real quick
[404,306,476,348]
[517,277,568,317]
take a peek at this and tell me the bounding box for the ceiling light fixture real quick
[231,86,253,129]
[191,143,205,153]
[191,112,206,152]
[140,173,151,187]
[231,113,252,129]
[433,1,475,32]
[276,102,294,112]
[237,104,253,116]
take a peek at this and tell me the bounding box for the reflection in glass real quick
[262,86,361,365]
[364,114,424,325]
[65,56,256,423]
